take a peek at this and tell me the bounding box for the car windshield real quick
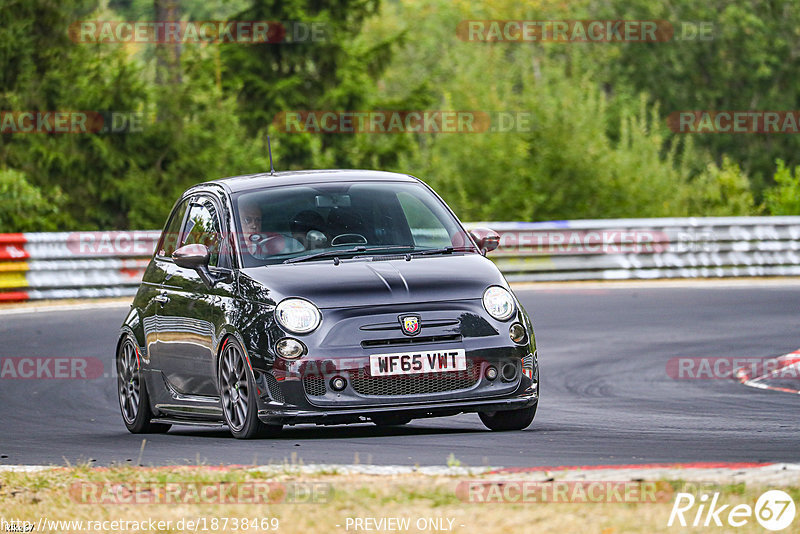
[233,181,476,267]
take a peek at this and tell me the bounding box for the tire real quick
[219,337,282,439]
[479,404,537,431]
[117,336,171,434]
[371,415,412,427]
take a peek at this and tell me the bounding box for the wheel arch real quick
[119,306,146,357]
[214,328,253,383]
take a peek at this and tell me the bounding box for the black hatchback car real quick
[117,170,539,438]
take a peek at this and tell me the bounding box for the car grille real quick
[303,375,327,396]
[265,372,285,403]
[361,334,462,348]
[351,360,480,396]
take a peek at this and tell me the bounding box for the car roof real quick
[204,169,420,194]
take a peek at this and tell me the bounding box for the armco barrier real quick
[0,231,159,302]
[0,217,798,302]
[478,217,800,282]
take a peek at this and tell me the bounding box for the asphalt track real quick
[1,283,798,467]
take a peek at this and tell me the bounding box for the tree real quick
[220,0,410,168]
[764,159,800,215]
[594,0,800,191]
[0,168,61,232]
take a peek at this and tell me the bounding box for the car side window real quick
[158,199,189,258]
[180,197,224,268]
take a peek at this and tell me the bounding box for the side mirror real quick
[172,244,215,286]
[469,228,500,255]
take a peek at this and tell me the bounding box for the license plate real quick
[369,349,466,377]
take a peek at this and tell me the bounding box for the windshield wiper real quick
[408,246,476,257]
[284,246,414,264]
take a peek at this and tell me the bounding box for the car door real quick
[143,197,190,365]
[155,193,235,397]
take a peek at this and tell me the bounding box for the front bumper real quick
[257,388,538,425]
[250,299,539,425]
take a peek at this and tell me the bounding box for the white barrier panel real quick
[1,217,799,301]
[465,218,800,282]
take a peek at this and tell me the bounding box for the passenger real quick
[290,210,328,250]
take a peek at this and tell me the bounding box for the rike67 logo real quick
[668,490,796,531]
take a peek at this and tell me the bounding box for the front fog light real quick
[509,323,526,343]
[330,376,346,391]
[485,366,498,380]
[275,338,306,359]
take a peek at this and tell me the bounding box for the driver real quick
[240,201,263,246]
[239,200,304,258]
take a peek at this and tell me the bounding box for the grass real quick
[0,466,797,533]
[446,453,462,468]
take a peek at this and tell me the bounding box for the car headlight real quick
[483,286,515,321]
[275,298,321,334]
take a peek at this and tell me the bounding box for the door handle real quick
[154,293,170,306]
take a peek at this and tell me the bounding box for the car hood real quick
[239,253,508,308]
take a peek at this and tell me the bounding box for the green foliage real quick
[593,0,800,188]
[1,0,148,229]
[0,0,267,230]
[221,0,403,168]
[0,0,795,232]
[764,159,800,215]
[118,44,269,229]
[687,157,757,216]
[0,168,61,232]
[377,1,704,221]
[110,0,251,20]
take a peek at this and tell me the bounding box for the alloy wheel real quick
[220,342,250,432]
[117,339,140,424]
